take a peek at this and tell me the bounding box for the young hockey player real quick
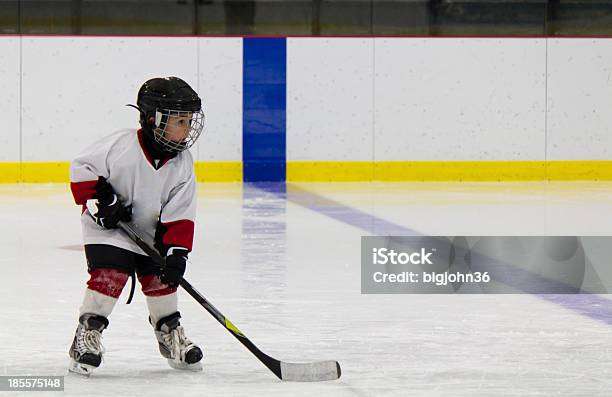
[68,77,205,376]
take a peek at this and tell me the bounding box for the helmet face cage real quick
[152,108,205,153]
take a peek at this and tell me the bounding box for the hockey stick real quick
[115,220,341,382]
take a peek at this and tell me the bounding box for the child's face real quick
[162,113,192,143]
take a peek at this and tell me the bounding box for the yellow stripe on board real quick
[288,161,612,182]
[0,161,242,183]
[193,161,242,182]
[0,163,21,183]
[0,162,71,183]
[21,162,71,183]
[287,161,375,182]
[546,161,612,181]
[375,161,548,182]
[3,160,612,183]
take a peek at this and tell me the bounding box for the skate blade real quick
[68,359,97,377]
[167,359,202,372]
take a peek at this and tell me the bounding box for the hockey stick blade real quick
[115,220,341,382]
[280,360,341,382]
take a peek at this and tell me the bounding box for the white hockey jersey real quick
[70,129,196,256]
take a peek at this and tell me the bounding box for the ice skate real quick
[153,312,203,371]
[68,313,108,377]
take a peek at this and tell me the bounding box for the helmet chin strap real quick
[141,127,175,159]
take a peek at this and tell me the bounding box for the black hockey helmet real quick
[130,77,204,154]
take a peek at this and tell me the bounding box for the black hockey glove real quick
[86,194,132,229]
[160,249,188,287]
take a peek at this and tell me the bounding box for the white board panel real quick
[547,39,612,160]
[197,38,243,162]
[287,38,374,161]
[0,37,19,162]
[374,38,546,161]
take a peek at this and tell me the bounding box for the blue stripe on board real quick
[242,38,287,182]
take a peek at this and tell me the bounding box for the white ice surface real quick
[0,182,611,396]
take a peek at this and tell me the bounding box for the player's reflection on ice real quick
[241,182,287,314]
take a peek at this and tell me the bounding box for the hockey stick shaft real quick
[116,221,340,381]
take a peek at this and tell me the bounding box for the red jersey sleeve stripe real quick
[161,219,195,252]
[70,180,99,205]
